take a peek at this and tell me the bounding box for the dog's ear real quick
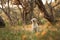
[31,18,37,23]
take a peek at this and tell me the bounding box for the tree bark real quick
[36,0,55,23]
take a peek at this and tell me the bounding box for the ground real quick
[0,18,60,40]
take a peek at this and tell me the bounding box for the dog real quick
[31,18,39,32]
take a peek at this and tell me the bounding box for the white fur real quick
[31,18,39,32]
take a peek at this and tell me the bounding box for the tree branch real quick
[53,2,60,8]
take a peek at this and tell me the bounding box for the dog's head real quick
[31,18,37,23]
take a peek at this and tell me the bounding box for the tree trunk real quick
[21,0,34,24]
[36,0,55,23]
[0,16,5,28]
[0,0,13,25]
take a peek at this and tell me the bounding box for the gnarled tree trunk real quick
[36,0,55,23]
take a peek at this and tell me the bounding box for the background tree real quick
[13,0,58,24]
[0,0,60,26]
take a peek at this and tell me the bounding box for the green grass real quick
[0,17,60,40]
[0,27,60,40]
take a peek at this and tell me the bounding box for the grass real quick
[0,17,60,40]
[0,22,60,40]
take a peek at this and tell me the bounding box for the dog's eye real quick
[33,20,35,22]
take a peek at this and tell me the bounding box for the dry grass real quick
[0,19,60,40]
